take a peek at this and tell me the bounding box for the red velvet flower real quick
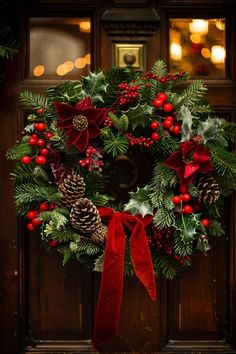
[55,97,107,151]
[165,141,214,186]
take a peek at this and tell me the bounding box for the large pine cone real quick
[91,224,108,244]
[198,175,220,204]
[70,198,101,233]
[58,174,86,209]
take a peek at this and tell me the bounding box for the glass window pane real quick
[169,18,226,77]
[30,18,91,79]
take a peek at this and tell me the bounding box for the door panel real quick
[1,1,236,353]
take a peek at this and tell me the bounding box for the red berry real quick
[48,240,58,247]
[179,185,187,193]
[150,121,159,130]
[34,122,46,131]
[49,203,55,211]
[160,77,167,83]
[172,125,181,135]
[182,205,193,214]
[163,103,173,112]
[31,133,38,139]
[21,155,31,164]
[166,116,174,124]
[153,98,164,108]
[32,218,43,226]
[157,92,167,102]
[151,132,161,141]
[21,130,26,136]
[36,108,44,115]
[172,195,181,204]
[26,210,38,220]
[40,148,49,156]
[37,138,46,147]
[35,155,47,165]
[201,219,210,227]
[39,202,48,211]
[28,137,37,146]
[27,222,35,231]
[45,132,53,140]
[163,119,173,129]
[34,122,39,129]
[182,193,191,202]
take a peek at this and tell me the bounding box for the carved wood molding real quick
[101,7,160,36]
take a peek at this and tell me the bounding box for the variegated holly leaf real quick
[175,214,200,244]
[179,105,193,142]
[197,117,227,146]
[81,71,108,104]
[108,112,129,131]
[125,104,152,129]
[124,186,153,217]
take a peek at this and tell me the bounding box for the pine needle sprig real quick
[15,183,62,204]
[152,251,183,279]
[222,120,236,143]
[103,132,129,157]
[176,80,207,109]
[209,144,236,177]
[6,143,34,160]
[19,91,48,110]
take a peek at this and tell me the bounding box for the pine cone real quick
[70,198,101,233]
[198,175,220,204]
[58,174,86,209]
[91,224,108,244]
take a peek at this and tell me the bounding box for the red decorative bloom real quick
[55,97,107,151]
[165,141,214,186]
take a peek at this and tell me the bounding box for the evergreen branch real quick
[62,248,73,266]
[10,163,35,186]
[49,228,78,242]
[6,142,34,160]
[222,120,236,143]
[19,91,48,109]
[177,80,207,109]
[74,237,102,256]
[0,39,18,60]
[89,192,112,206]
[103,132,129,157]
[174,230,193,256]
[209,144,236,177]
[40,210,68,229]
[151,60,168,78]
[15,183,62,204]
[153,207,175,228]
[152,252,183,279]
[208,220,225,237]
[151,136,179,157]
[45,81,83,104]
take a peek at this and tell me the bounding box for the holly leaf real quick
[109,112,129,131]
[124,186,153,217]
[175,214,200,244]
[196,237,211,253]
[125,104,152,129]
[81,71,108,104]
[179,105,193,142]
[197,117,227,146]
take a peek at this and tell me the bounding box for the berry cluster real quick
[103,116,113,127]
[26,201,55,232]
[144,71,185,83]
[117,82,140,106]
[21,116,53,166]
[79,145,104,172]
[148,226,174,255]
[125,133,154,148]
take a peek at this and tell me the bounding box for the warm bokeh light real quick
[211,45,226,64]
[56,64,68,76]
[64,61,74,72]
[189,19,209,35]
[215,19,225,31]
[170,42,182,61]
[33,65,45,76]
[201,47,211,59]
[74,57,86,69]
[79,21,91,33]
[190,34,202,44]
[84,53,91,65]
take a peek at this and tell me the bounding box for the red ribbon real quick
[93,207,156,349]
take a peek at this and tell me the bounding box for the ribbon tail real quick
[130,221,156,301]
[93,212,125,349]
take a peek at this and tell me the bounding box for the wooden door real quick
[1,1,236,353]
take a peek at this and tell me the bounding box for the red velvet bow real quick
[93,207,156,349]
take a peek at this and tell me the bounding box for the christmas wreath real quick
[7,60,236,347]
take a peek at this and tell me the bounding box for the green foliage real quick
[40,209,68,229]
[48,227,77,243]
[151,136,179,157]
[6,142,34,160]
[196,237,210,253]
[19,91,48,110]
[81,71,108,104]
[148,60,168,101]
[149,161,177,208]
[46,81,83,103]
[62,248,73,266]
[222,120,236,143]
[89,192,112,206]
[81,171,106,196]
[208,220,225,237]
[179,105,193,142]
[152,252,183,279]
[124,186,153,217]
[10,163,35,186]
[125,103,152,129]
[109,112,129,131]
[103,132,129,157]
[15,183,62,204]
[0,39,18,59]
[74,237,102,259]
[153,203,175,229]
[188,184,199,198]
[175,214,200,246]
[174,229,193,256]
[197,117,227,146]
[209,144,236,177]
[177,80,207,109]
